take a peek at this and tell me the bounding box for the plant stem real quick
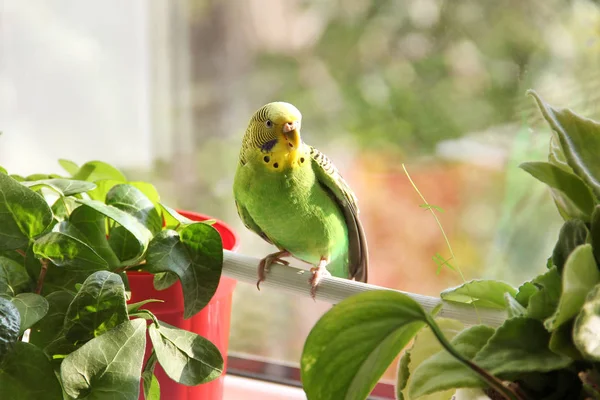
[35,259,49,294]
[15,249,26,257]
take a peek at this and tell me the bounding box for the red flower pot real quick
[127,210,239,400]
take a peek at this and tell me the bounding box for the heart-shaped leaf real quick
[0,341,63,400]
[11,293,49,335]
[149,321,223,385]
[61,319,147,400]
[143,224,223,318]
[0,173,53,251]
[64,271,128,344]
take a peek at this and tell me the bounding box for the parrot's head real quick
[242,102,305,170]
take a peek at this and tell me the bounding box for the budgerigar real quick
[233,102,369,298]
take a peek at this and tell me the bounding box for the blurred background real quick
[2,0,600,385]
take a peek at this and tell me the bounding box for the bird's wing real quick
[309,146,369,282]
[235,200,274,245]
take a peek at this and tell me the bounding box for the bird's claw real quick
[256,250,290,291]
[309,263,331,300]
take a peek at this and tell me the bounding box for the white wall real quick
[0,0,151,176]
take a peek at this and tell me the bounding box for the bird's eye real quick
[265,120,273,128]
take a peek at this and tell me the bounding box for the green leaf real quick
[106,184,162,235]
[549,319,583,360]
[520,161,596,219]
[143,224,223,318]
[149,321,223,385]
[58,159,79,176]
[33,232,108,270]
[504,293,527,318]
[160,203,193,229]
[552,219,589,273]
[473,317,572,375]
[0,256,31,296]
[59,204,120,268]
[548,133,570,172]
[0,166,6,175]
[142,352,160,400]
[529,90,600,199]
[440,280,517,310]
[515,281,538,308]
[397,318,464,400]
[545,244,600,331]
[527,266,562,321]
[61,319,147,400]
[22,179,96,196]
[0,297,20,361]
[573,283,600,360]
[77,199,152,265]
[408,325,494,397]
[301,291,428,400]
[0,173,54,250]
[0,341,63,400]
[127,298,163,314]
[64,271,128,344]
[72,160,127,182]
[153,271,179,290]
[29,290,75,352]
[130,182,161,205]
[11,293,48,335]
[87,179,122,202]
[51,196,78,221]
[590,205,600,265]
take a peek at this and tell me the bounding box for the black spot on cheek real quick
[300,157,305,163]
[273,162,279,169]
[263,156,270,163]
[288,142,293,147]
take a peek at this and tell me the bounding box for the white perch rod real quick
[223,250,507,328]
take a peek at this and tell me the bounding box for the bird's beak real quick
[283,121,301,149]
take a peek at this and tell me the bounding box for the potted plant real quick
[0,160,238,400]
[300,91,600,400]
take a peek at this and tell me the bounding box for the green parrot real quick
[233,102,369,298]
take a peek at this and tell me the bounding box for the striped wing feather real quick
[308,146,369,282]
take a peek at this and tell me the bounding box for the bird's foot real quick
[309,257,331,300]
[257,250,290,290]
